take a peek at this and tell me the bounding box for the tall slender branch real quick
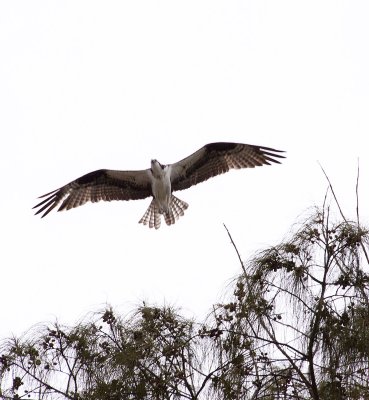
[223,224,247,275]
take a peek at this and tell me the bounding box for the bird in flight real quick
[34,142,285,229]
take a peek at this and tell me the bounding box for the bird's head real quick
[151,159,165,177]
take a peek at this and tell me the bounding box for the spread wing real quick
[33,169,152,218]
[170,142,285,192]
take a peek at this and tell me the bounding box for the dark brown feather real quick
[33,169,152,218]
[170,142,285,192]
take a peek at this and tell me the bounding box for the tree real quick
[1,198,369,399]
[0,306,223,399]
[213,202,369,399]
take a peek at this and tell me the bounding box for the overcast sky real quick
[1,1,368,339]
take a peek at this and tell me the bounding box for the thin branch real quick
[355,160,369,265]
[223,224,247,275]
[179,347,196,399]
[11,360,75,400]
[356,158,360,227]
[320,161,369,266]
[319,163,347,223]
[258,317,314,396]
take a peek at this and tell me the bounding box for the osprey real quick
[34,142,284,229]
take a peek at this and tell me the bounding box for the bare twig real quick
[223,224,247,275]
[355,159,369,265]
[319,162,369,265]
[356,158,360,227]
[319,163,347,223]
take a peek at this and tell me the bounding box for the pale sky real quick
[1,1,369,339]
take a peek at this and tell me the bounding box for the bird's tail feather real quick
[139,200,161,229]
[163,195,188,226]
[139,195,188,229]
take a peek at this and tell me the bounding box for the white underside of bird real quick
[139,160,189,229]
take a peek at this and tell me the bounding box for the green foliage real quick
[1,204,369,399]
[0,306,215,400]
[212,207,369,399]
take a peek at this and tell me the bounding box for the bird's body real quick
[34,142,285,229]
[150,160,172,213]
